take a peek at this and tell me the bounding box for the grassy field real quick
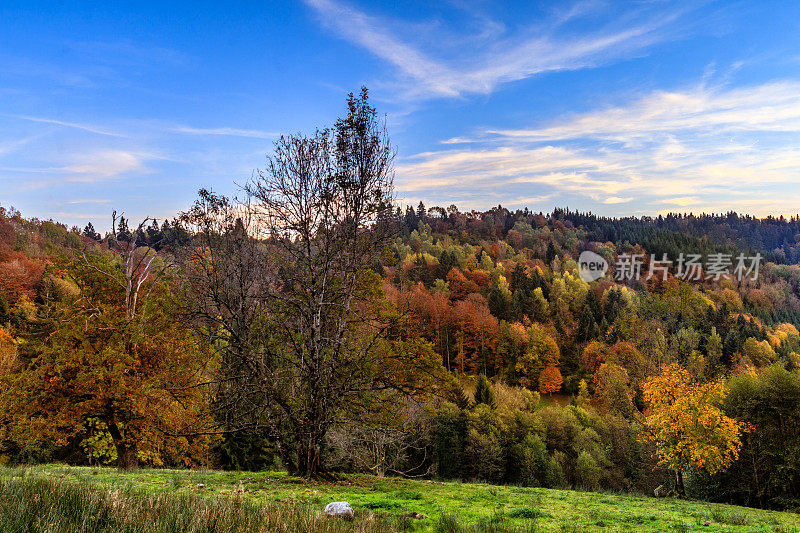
[1,464,798,532]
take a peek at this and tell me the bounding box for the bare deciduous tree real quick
[178,191,288,455]
[179,88,442,478]
[244,88,395,477]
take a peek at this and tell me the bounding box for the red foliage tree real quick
[451,294,499,374]
[446,268,480,300]
[465,269,491,290]
[581,341,610,373]
[0,256,45,304]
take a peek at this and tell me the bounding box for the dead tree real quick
[82,212,162,325]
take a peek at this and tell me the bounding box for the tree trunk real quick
[296,428,329,480]
[108,421,139,470]
[275,438,297,476]
[675,470,685,497]
[115,441,139,470]
[306,437,321,479]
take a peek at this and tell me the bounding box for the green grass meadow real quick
[1,464,798,532]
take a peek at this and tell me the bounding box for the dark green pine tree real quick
[438,249,456,279]
[510,288,529,322]
[82,222,101,241]
[488,286,508,320]
[448,385,471,410]
[577,304,597,342]
[474,374,496,409]
[116,215,131,242]
[0,291,9,324]
[546,242,557,264]
[146,219,162,249]
[417,201,426,222]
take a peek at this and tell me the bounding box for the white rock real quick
[324,501,354,518]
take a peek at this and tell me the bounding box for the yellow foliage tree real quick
[641,363,744,496]
[515,324,559,389]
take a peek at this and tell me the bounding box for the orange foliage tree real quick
[641,363,745,495]
[0,326,16,376]
[1,252,213,469]
[0,256,44,304]
[538,365,563,394]
[581,341,610,373]
[446,268,480,300]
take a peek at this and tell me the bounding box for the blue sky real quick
[2,0,800,229]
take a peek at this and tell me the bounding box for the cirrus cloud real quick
[395,80,800,216]
[304,0,695,101]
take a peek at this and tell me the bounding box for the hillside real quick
[2,199,800,510]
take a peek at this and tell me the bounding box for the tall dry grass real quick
[0,473,398,532]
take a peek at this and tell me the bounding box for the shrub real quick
[545,453,566,489]
[511,434,548,487]
[465,405,505,482]
[433,403,468,479]
[507,506,541,519]
[575,451,600,490]
[474,374,496,409]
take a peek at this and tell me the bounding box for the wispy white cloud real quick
[305,0,453,98]
[48,211,112,221]
[604,196,633,204]
[63,150,149,182]
[440,137,479,145]
[0,134,44,158]
[662,196,700,207]
[15,115,125,137]
[488,81,800,142]
[171,125,278,139]
[395,80,800,216]
[3,151,152,183]
[305,0,692,100]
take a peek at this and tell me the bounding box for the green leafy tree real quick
[720,365,800,508]
[516,325,559,388]
[575,450,601,490]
